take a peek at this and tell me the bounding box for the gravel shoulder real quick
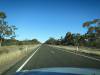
[50,45,100,59]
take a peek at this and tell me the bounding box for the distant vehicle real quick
[15,67,100,75]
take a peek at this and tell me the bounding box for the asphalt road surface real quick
[2,44,100,75]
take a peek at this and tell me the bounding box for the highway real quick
[2,44,100,75]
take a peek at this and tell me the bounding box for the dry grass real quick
[0,44,40,74]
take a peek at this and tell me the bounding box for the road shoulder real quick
[49,45,100,61]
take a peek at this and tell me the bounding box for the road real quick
[2,44,100,75]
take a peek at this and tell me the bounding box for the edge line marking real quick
[16,45,41,72]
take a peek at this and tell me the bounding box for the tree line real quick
[45,19,100,48]
[0,12,40,46]
[2,38,40,46]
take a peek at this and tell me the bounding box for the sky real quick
[0,0,100,42]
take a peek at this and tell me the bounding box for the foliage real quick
[17,39,40,45]
[0,12,17,46]
[0,24,17,38]
[45,37,57,45]
[45,19,100,48]
[0,12,6,19]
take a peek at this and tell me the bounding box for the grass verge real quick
[0,44,40,74]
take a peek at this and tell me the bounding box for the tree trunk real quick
[0,39,2,47]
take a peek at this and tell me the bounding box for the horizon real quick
[0,0,100,42]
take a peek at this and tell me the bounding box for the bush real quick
[95,39,100,48]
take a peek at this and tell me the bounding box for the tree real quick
[83,19,100,36]
[0,12,6,19]
[45,37,57,45]
[83,19,100,48]
[72,33,81,45]
[0,12,17,46]
[31,39,40,44]
[83,21,90,28]
[64,32,73,45]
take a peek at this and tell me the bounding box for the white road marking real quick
[53,47,100,62]
[16,46,41,72]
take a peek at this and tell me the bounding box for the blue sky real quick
[0,0,100,42]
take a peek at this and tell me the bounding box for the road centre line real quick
[16,45,41,72]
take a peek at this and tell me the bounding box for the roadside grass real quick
[0,51,22,71]
[0,44,40,74]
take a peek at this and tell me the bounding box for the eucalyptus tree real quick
[83,19,100,37]
[64,32,73,45]
[0,12,17,46]
[83,19,100,47]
